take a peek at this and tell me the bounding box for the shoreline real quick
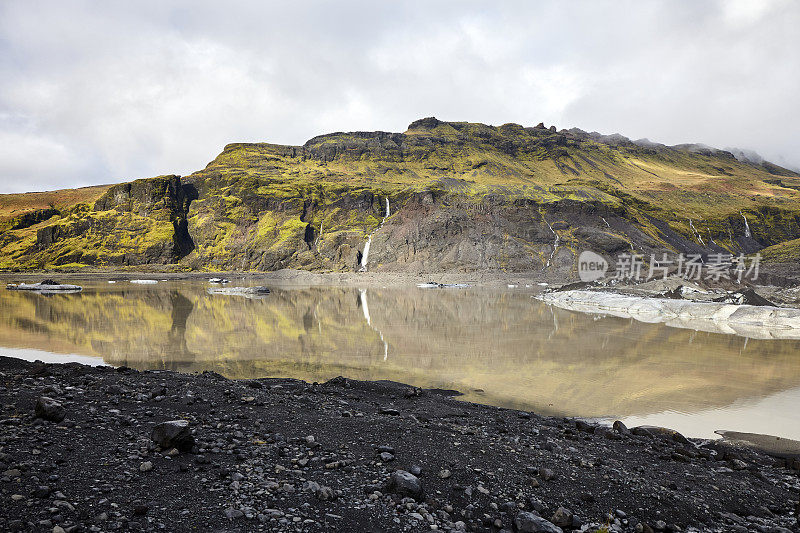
[5,346,799,444]
[0,356,798,532]
[0,269,554,289]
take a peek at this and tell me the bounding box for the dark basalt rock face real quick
[303,131,406,163]
[95,175,196,259]
[93,175,184,214]
[31,175,195,266]
[10,208,60,230]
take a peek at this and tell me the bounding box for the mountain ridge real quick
[2,117,800,278]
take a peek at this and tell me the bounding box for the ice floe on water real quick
[6,282,82,292]
[538,290,800,340]
[416,283,469,289]
[207,286,270,299]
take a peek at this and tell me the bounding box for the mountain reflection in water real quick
[2,281,800,439]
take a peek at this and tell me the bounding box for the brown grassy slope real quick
[0,184,111,221]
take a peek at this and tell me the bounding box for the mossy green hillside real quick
[2,117,800,273]
[0,176,191,270]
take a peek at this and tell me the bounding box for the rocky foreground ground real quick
[0,357,798,533]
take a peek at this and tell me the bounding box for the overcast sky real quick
[0,0,798,194]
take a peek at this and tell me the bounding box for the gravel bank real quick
[0,357,798,532]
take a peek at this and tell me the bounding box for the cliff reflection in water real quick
[2,282,800,423]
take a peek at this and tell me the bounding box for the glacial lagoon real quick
[2,280,800,440]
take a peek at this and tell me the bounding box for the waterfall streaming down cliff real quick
[741,213,751,238]
[707,228,717,245]
[689,219,705,245]
[543,216,560,269]
[359,239,371,270]
[359,198,390,271]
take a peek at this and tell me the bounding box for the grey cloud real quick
[0,0,798,193]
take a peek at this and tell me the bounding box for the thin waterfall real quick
[707,228,716,245]
[359,197,390,271]
[741,213,751,238]
[543,216,560,269]
[689,219,705,245]
[359,239,372,270]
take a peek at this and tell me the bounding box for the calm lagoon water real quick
[2,280,800,440]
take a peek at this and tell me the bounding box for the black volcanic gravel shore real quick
[0,357,798,533]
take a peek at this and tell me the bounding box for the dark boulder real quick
[385,470,423,499]
[632,425,690,445]
[550,507,573,528]
[151,420,194,452]
[34,397,65,423]
[514,511,563,533]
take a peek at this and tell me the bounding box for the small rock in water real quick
[151,420,194,451]
[139,461,153,472]
[34,397,66,423]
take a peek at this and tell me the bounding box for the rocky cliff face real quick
[1,175,195,269]
[92,175,197,260]
[2,118,800,276]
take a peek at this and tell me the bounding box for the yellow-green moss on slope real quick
[3,118,800,272]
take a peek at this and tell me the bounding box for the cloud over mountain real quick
[0,0,798,193]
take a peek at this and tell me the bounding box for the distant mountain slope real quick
[2,118,799,277]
